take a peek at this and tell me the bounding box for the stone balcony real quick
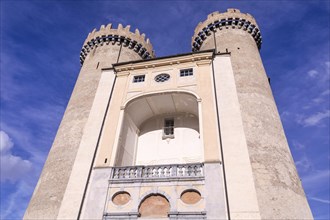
[109,163,204,183]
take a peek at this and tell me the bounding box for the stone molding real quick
[168,211,207,219]
[192,8,262,51]
[80,23,154,65]
[103,211,139,219]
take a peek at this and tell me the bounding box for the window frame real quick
[162,118,175,139]
[179,68,193,77]
[133,74,145,83]
[154,73,170,83]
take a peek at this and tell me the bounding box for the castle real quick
[24,9,313,219]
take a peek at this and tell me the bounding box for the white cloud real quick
[0,130,14,152]
[0,130,33,183]
[302,110,330,127]
[308,69,318,78]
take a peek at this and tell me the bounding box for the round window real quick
[112,191,131,206]
[154,73,170,82]
[180,190,201,204]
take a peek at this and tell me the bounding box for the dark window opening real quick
[163,118,174,138]
[133,75,145,83]
[180,68,193,77]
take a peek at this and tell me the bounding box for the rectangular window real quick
[180,68,193,77]
[163,118,174,138]
[133,75,145,83]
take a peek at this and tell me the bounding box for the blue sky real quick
[0,0,329,219]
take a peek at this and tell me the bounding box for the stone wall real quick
[193,8,313,219]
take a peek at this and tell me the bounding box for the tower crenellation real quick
[192,8,262,52]
[80,23,154,65]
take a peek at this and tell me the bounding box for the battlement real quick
[192,8,262,51]
[80,23,154,65]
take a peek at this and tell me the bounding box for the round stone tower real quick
[192,9,313,219]
[24,24,154,219]
[80,23,153,67]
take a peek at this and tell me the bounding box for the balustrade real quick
[111,163,204,182]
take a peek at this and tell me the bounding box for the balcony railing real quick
[109,163,204,183]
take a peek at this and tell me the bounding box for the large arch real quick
[114,91,204,166]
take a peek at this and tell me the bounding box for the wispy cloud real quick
[308,70,318,78]
[301,169,330,189]
[292,140,306,150]
[300,110,330,127]
[295,155,314,173]
[321,89,330,96]
[0,181,34,219]
[309,197,330,204]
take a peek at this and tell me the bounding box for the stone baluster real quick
[113,168,119,179]
[118,169,124,179]
[171,165,177,177]
[197,165,202,176]
[193,165,198,176]
[178,165,183,177]
[125,168,130,179]
[147,167,152,178]
[160,166,165,177]
[137,166,143,178]
[187,165,193,176]
[165,166,171,177]
[153,167,159,177]
[129,168,135,178]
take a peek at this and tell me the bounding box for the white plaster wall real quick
[213,55,261,219]
[136,114,202,165]
[116,114,139,166]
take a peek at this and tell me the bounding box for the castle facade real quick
[24,9,313,220]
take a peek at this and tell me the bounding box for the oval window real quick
[154,73,170,82]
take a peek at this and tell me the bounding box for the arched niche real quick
[115,91,203,166]
[138,194,170,218]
